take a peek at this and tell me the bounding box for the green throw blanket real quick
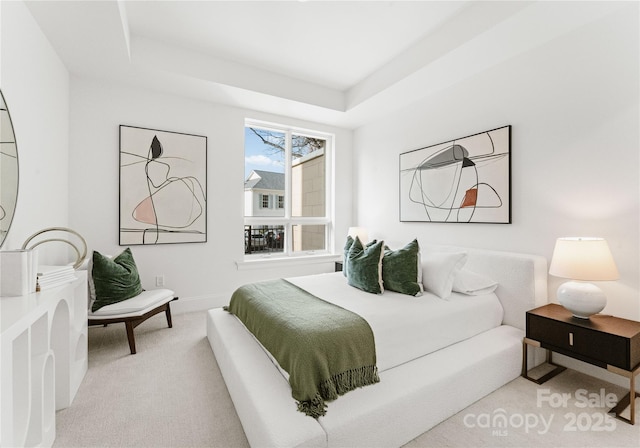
[224,279,379,418]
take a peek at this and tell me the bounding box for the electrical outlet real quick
[155,275,165,287]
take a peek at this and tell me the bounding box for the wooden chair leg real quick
[165,303,173,328]
[125,321,137,354]
[89,297,177,355]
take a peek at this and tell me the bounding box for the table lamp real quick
[347,227,369,244]
[549,237,619,319]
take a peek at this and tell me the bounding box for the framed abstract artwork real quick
[399,125,511,224]
[119,125,207,245]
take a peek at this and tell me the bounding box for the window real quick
[261,194,270,209]
[244,120,332,257]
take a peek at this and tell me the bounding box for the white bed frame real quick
[207,246,548,447]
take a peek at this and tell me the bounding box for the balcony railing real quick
[244,225,285,255]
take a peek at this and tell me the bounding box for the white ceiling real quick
[24,0,626,128]
[126,1,468,91]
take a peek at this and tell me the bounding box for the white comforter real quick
[287,272,504,372]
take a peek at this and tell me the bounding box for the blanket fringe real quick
[297,393,327,418]
[320,364,380,399]
[298,365,380,418]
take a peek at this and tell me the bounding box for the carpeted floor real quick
[54,311,249,448]
[54,311,640,448]
[407,368,640,447]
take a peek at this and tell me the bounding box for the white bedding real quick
[285,272,504,372]
[209,246,548,447]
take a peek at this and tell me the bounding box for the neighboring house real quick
[244,149,326,253]
[244,170,285,217]
[244,170,285,253]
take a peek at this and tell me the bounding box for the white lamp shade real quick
[549,237,619,281]
[347,227,368,244]
[549,237,618,319]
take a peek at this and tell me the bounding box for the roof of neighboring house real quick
[244,170,284,191]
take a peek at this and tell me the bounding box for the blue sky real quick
[244,127,284,179]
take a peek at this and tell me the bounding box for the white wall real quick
[353,4,639,320]
[0,0,70,264]
[2,0,636,319]
[0,0,354,312]
[2,0,638,394]
[68,78,353,312]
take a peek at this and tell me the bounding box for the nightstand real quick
[522,303,640,424]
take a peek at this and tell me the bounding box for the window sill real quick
[236,253,340,271]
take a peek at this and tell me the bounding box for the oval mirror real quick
[0,90,19,249]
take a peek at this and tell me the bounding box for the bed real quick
[207,245,548,447]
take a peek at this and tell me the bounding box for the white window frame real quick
[260,193,270,209]
[244,119,334,260]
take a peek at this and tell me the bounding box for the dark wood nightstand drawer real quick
[526,304,640,371]
[527,313,631,369]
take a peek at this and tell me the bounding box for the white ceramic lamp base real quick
[557,281,606,319]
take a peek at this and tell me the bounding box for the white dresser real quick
[0,271,88,448]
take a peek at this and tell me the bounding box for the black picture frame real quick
[399,125,511,223]
[119,125,207,245]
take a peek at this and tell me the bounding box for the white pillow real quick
[421,252,468,299]
[78,253,113,311]
[452,269,498,295]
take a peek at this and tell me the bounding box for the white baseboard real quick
[171,293,229,314]
[553,353,639,391]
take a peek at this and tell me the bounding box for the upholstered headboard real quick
[424,245,548,330]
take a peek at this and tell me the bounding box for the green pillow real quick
[382,239,423,296]
[346,237,385,294]
[343,235,355,277]
[343,236,378,277]
[91,248,143,312]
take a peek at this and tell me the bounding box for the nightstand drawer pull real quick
[569,332,574,346]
